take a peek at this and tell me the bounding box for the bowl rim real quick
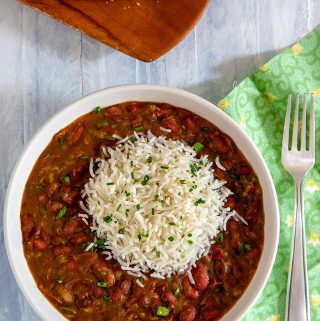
[4,84,279,321]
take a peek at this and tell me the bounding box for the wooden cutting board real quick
[19,0,209,62]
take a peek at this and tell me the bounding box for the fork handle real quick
[285,181,310,321]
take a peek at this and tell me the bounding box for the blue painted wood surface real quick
[0,0,319,319]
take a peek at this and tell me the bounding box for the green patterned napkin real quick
[218,27,320,321]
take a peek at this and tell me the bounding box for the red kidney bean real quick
[162,117,181,134]
[183,277,199,300]
[67,123,85,144]
[47,182,60,197]
[192,262,209,291]
[106,106,122,116]
[21,213,35,240]
[93,286,103,298]
[119,279,132,295]
[110,287,124,304]
[65,191,78,205]
[64,258,80,274]
[161,290,176,306]
[48,200,64,213]
[210,244,228,261]
[237,166,251,175]
[54,245,72,256]
[180,305,197,321]
[202,310,220,320]
[92,261,115,287]
[206,133,229,154]
[150,297,161,314]
[33,238,47,251]
[70,232,91,245]
[64,218,84,236]
[127,102,143,112]
[37,192,47,204]
[224,196,236,210]
[185,117,199,132]
[73,252,98,271]
[215,260,229,280]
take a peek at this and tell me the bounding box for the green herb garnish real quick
[161,165,169,170]
[179,180,186,184]
[194,198,206,206]
[97,282,108,288]
[95,106,101,114]
[63,176,70,184]
[174,288,180,296]
[57,206,67,218]
[118,228,125,234]
[136,204,141,210]
[147,156,153,163]
[217,232,224,242]
[168,222,176,226]
[244,243,252,252]
[103,295,110,302]
[106,135,116,141]
[193,142,204,153]
[156,306,169,317]
[103,216,112,223]
[168,236,174,242]
[141,175,151,186]
[188,240,193,245]
[106,182,115,186]
[134,126,144,131]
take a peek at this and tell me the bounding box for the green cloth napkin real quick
[219,27,320,321]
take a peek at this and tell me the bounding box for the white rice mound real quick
[82,131,238,279]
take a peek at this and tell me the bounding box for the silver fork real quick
[282,94,315,321]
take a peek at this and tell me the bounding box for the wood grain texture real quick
[18,0,208,62]
[0,0,320,320]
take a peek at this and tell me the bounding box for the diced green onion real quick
[63,176,70,184]
[95,106,101,114]
[80,155,90,159]
[106,135,116,141]
[168,222,176,226]
[179,180,186,184]
[156,306,169,317]
[136,204,141,210]
[202,127,209,131]
[96,239,105,245]
[35,185,43,190]
[131,172,135,179]
[103,295,110,302]
[167,276,172,284]
[118,228,125,234]
[244,243,252,252]
[103,216,112,223]
[147,156,153,163]
[161,165,169,169]
[154,194,159,200]
[134,126,144,131]
[97,282,108,288]
[125,191,131,197]
[174,288,180,296]
[107,182,115,186]
[168,236,174,242]
[97,119,108,128]
[188,240,193,245]
[157,251,161,258]
[193,142,204,153]
[188,233,192,237]
[138,234,142,241]
[100,271,107,276]
[194,198,206,206]
[152,208,155,215]
[57,206,67,218]
[217,232,224,242]
[60,307,76,314]
[141,175,151,186]
[116,204,121,211]
[130,136,137,143]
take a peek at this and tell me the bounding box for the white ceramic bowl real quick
[4,84,279,321]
